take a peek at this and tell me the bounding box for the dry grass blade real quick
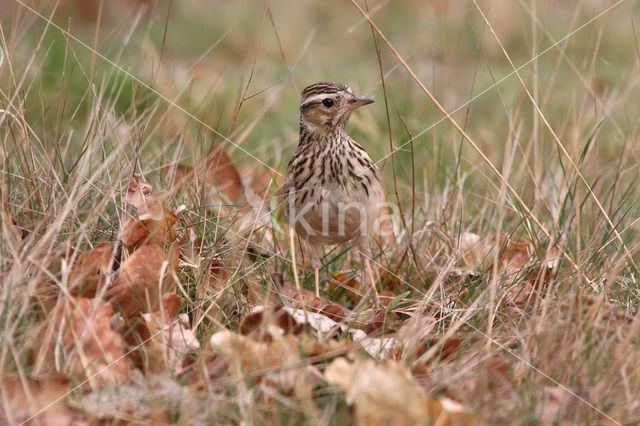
[348,0,596,290]
[470,0,638,276]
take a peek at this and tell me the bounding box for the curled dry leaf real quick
[494,234,531,271]
[34,298,130,387]
[274,307,398,359]
[122,177,178,249]
[459,232,532,271]
[166,146,243,203]
[141,293,199,374]
[202,256,226,295]
[506,245,561,306]
[68,242,117,297]
[108,243,178,319]
[459,232,561,296]
[205,145,243,203]
[325,358,472,426]
[0,374,79,425]
[120,210,178,249]
[208,330,307,392]
[485,355,512,390]
[125,176,164,221]
[361,308,402,337]
[239,306,306,342]
[240,164,283,202]
[279,281,334,312]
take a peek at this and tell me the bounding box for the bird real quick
[284,82,383,300]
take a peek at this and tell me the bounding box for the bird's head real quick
[299,82,374,135]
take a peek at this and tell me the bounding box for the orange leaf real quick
[68,242,117,297]
[205,145,243,202]
[239,306,305,342]
[140,293,199,374]
[108,244,177,319]
[1,374,78,425]
[34,298,130,387]
[125,176,164,221]
[121,208,178,249]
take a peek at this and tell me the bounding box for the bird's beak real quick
[345,96,375,109]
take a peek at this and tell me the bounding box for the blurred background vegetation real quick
[2,0,640,242]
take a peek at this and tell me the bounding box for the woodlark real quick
[284,82,383,299]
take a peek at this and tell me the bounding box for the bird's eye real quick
[322,98,334,108]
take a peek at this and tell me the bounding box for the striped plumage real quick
[284,82,382,298]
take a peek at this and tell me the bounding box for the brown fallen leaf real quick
[485,355,512,390]
[122,177,178,249]
[325,357,472,426]
[166,146,244,203]
[208,329,347,397]
[205,145,243,203]
[494,234,531,271]
[141,293,199,374]
[120,210,178,249]
[33,297,130,387]
[361,308,402,337]
[378,268,404,293]
[108,243,178,319]
[0,373,79,425]
[239,306,306,342]
[458,231,492,269]
[209,330,305,392]
[274,307,398,359]
[279,281,333,312]
[240,164,283,202]
[68,242,117,297]
[1,211,23,257]
[125,176,164,221]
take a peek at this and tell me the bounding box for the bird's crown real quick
[300,82,352,108]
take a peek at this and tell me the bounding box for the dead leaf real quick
[378,268,404,293]
[205,145,243,202]
[68,242,117,297]
[494,235,531,271]
[239,306,305,342]
[141,293,199,374]
[361,308,401,336]
[208,330,305,392]
[240,164,283,202]
[279,281,332,312]
[125,176,164,221]
[121,177,178,249]
[1,211,23,257]
[121,209,178,249]
[0,374,79,425]
[108,243,178,319]
[278,307,398,359]
[325,358,472,426]
[458,231,493,269]
[34,298,130,387]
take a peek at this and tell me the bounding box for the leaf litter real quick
[6,147,625,425]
